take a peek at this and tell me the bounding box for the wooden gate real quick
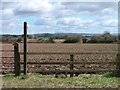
[1,42,20,76]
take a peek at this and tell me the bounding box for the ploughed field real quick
[2,43,118,74]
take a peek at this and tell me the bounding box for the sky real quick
[0,0,119,35]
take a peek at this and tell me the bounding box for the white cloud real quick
[59,17,95,27]
[2,8,14,20]
[63,18,82,25]
[2,1,117,18]
[101,19,118,27]
[14,0,53,16]
[101,8,113,14]
[35,17,56,26]
[59,0,119,2]
[98,15,118,27]
[51,1,73,18]
[2,20,22,34]
[60,2,117,16]
[1,1,118,34]
[1,0,119,2]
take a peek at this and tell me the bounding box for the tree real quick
[48,37,54,43]
[87,31,117,43]
[82,36,88,43]
[64,35,82,43]
[17,38,22,43]
[104,31,110,35]
[27,35,34,39]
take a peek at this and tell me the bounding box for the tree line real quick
[0,31,119,43]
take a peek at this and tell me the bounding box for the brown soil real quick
[1,43,118,74]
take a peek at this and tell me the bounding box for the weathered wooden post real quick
[14,42,20,76]
[70,54,74,77]
[116,53,120,77]
[23,22,27,75]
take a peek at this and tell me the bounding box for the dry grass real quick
[1,73,118,88]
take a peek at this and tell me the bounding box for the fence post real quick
[14,42,20,76]
[70,54,74,77]
[116,53,120,77]
[24,22,27,75]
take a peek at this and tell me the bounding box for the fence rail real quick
[20,51,119,77]
[0,42,14,44]
[0,50,14,52]
[20,61,117,65]
[0,62,14,64]
[30,70,117,74]
[19,51,118,55]
[1,57,14,58]
[1,43,16,74]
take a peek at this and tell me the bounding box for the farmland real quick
[1,43,118,74]
[2,43,118,52]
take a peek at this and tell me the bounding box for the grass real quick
[1,73,119,88]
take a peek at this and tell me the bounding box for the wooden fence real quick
[2,43,119,77]
[1,42,15,74]
[19,51,119,77]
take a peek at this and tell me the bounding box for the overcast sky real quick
[1,0,118,34]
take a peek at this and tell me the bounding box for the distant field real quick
[1,43,118,73]
[2,43,118,52]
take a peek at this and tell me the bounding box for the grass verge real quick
[1,73,119,88]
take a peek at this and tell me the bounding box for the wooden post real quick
[116,53,120,77]
[24,22,27,75]
[70,54,74,77]
[14,42,20,76]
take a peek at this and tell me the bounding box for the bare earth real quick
[1,43,118,73]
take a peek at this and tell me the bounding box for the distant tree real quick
[27,35,34,39]
[103,31,110,35]
[82,36,88,43]
[17,38,22,43]
[54,35,67,39]
[87,31,117,43]
[48,37,54,43]
[43,33,53,37]
[102,31,116,43]
[64,35,82,43]
[118,35,120,44]
[88,35,98,43]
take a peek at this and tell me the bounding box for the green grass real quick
[1,73,119,88]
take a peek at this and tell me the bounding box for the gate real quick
[1,42,14,74]
[1,42,20,76]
